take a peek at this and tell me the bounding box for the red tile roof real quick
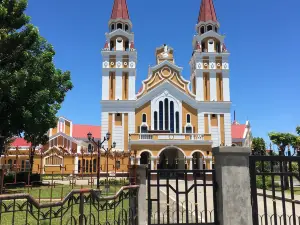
[72,124,101,139]
[111,0,130,20]
[198,0,218,23]
[231,124,246,139]
[11,137,31,147]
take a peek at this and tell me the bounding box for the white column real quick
[218,114,221,146]
[102,73,109,100]
[199,158,203,170]
[74,156,79,174]
[198,112,204,134]
[128,71,136,100]
[210,71,217,101]
[115,70,122,100]
[224,113,232,146]
[196,71,204,101]
[223,71,230,101]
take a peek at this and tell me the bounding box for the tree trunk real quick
[283,161,290,190]
[29,146,36,174]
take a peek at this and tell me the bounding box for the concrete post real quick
[130,165,147,225]
[213,147,252,225]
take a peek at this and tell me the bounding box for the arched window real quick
[78,160,81,173]
[215,26,218,32]
[164,98,169,130]
[82,159,85,173]
[8,159,12,166]
[142,114,147,123]
[88,144,93,153]
[200,26,205,34]
[117,23,122,29]
[125,24,129,31]
[170,101,174,133]
[187,114,191,123]
[207,25,213,31]
[93,159,96,172]
[154,111,158,130]
[159,101,163,130]
[176,112,180,133]
[111,24,115,31]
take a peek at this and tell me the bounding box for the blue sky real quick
[26,0,299,143]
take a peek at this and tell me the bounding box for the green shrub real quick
[256,176,280,189]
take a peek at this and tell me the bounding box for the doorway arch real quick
[140,151,151,169]
[191,151,206,170]
[158,147,185,170]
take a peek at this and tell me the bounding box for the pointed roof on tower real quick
[111,0,130,20]
[198,0,218,23]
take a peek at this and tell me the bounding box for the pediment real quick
[136,81,197,109]
[137,62,194,100]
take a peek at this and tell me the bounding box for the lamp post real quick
[102,141,116,190]
[87,131,110,189]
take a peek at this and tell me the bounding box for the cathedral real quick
[1,0,252,176]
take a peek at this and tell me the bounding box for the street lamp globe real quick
[87,132,92,141]
[106,132,111,141]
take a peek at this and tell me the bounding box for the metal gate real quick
[147,169,218,225]
[250,150,300,225]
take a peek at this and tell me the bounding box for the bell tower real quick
[101,0,136,151]
[190,0,232,146]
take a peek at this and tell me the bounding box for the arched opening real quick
[215,26,218,32]
[117,23,122,29]
[142,114,147,123]
[125,24,129,31]
[200,26,205,34]
[158,148,185,170]
[111,24,115,31]
[192,152,205,170]
[207,25,213,31]
[140,152,151,168]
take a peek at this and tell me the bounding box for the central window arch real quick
[152,93,181,133]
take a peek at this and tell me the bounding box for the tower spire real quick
[198,0,218,23]
[111,0,130,20]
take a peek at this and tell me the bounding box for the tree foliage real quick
[252,137,266,155]
[268,132,294,152]
[0,0,73,148]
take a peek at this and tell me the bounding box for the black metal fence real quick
[250,150,300,225]
[147,169,217,225]
[0,185,138,225]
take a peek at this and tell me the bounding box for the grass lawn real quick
[274,187,300,195]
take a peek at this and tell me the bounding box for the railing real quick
[129,133,211,141]
[0,185,139,225]
[147,169,217,225]
[250,150,300,225]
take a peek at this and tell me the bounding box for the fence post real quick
[212,146,252,225]
[130,165,147,225]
